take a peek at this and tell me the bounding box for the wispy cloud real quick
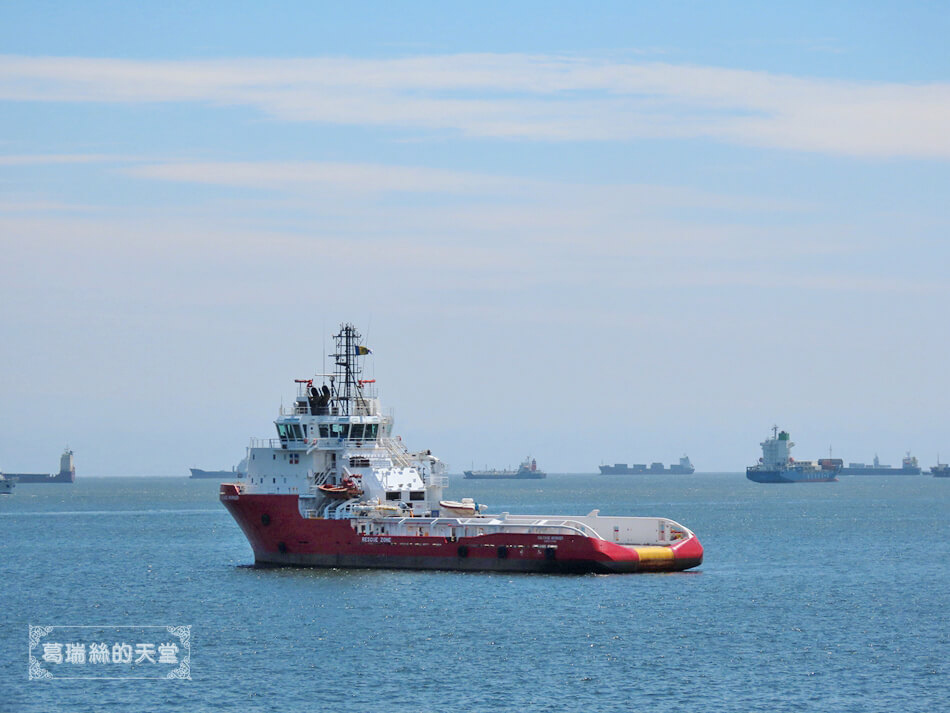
[1,54,948,158]
[0,153,847,267]
[126,160,530,196]
[125,158,812,214]
[0,199,101,213]
[0,153,142,166]
[0,172,926,299]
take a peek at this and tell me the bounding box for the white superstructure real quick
[238,324,448,519]
[760,426,793,468]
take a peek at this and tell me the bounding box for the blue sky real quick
[1,2,948,474]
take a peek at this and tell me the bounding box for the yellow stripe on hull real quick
[632,546,675,565]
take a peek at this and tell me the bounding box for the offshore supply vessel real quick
[463,457,546,479]
[599,456,695,475]
[5,449,75,484]
[746,428,839,483]
[219,324,703,574]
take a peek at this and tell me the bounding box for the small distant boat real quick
[438,498,483,517]
[931,460,950,478]
[0,474,14,495]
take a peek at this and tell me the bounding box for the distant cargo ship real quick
[6,449,75,484]
[190,457,248,479]
[599,456,695,475]
[931,460,949,478]
[746,428,838,483]
[838,453,922,475]
[464,457,546,480]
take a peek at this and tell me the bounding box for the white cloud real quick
[1,53,948,158]
[126,160,530,195]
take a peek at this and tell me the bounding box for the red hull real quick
[220,485,703,574]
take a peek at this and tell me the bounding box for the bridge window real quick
[319,425,329,438]
[330,423,347,439]
[409,491,425,501]
[350,424,365,440]
[365,424,378,440]
[385,491,401,501]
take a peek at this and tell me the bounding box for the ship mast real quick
[330,323,367,416]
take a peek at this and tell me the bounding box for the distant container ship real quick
[599,456,695,475]
[6,449,75,484]
[838,453,922,475]
[746,428,838,484]
[463,457,546,480]
[190,457,248,479]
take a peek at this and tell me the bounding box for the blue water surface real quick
[1,474,947,712]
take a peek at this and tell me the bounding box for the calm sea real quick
[1,474,948,712]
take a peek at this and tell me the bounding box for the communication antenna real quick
[364,314,375,382]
